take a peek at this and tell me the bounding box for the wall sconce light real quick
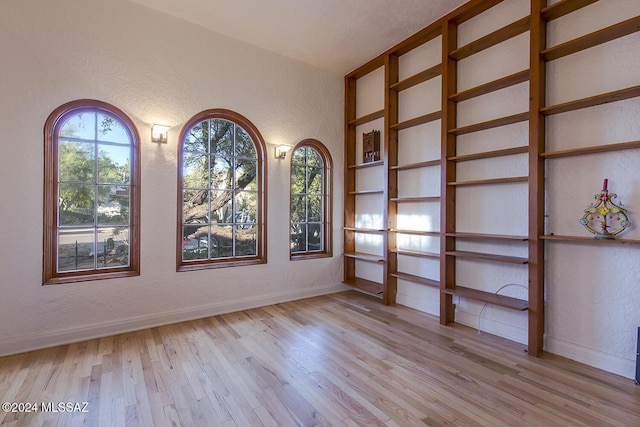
[151,124,170,143]
[274,144,293,159]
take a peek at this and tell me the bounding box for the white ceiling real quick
[127,0,466,74]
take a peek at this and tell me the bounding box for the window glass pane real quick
[210,120,233,156]
[291,224,307,253]
[292,147,306,166]
[183,152,208,189]
[308,195,322,222]
[183,225,209,260]
[211,225,233,258]
[98,144,130,184]
[96,227,130,268]
[183,189,209,227]
[236,158,257,191]
[59,184,95,225]
[235,126,257,159]
[184,122,208,152]
[58,141,95,183]
[235,225,257,256]
[291,195,306,222]
[291,166,306,194]
[235,191,256,225]
[60,112,96,140]
[210,156,232,190]
[98,185,129,225]
[97,114,129,144]
[307,167,323,194]
[308,223,323,251]
[210,190,233,224]
[307,148,322,167]
[58,228,95,272]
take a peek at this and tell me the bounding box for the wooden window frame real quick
[290,139,333,261]
[177,109,267,271]
[43,99,141,285]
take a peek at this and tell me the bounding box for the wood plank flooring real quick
[1,290,638,426]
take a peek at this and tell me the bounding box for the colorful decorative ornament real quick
[579,179,630,239]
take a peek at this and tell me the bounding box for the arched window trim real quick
[43,99,141,284]
[290,139,333,261]
[176,109,267,271]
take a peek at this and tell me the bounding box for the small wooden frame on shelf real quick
[363,130,381,163]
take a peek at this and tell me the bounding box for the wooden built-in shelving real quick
[348,110,385,127]
[390,196,440,203]
[540,235,640,246]
[541,0,598,21]
[390,159,440,170]
[444,286,528,311]
[343,227,385,234]
[541,15,640,61]
[449,16,530,61]
[447,176,528,186]
[390,64,442,92]
[343,252,385,263]
[450,146,528,162]
[348,160,384,169]
[540,86,640,116]
[390,111,442,131]
[344,0,639,358]
[448,112,529,135]
[449,70,530,103]
[540,140,640,159]
[445,250,529,264]
[390,272,439,288]
[390,248,440,259]
[445,232,528,242]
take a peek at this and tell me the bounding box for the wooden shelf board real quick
[348,190,385,195]
[390,159,440,170]
[390,196,440,203]
[343,252,385,263]
[541,140,640,159]
[343,277,384,297]
[449,70,529,103]
[449,16,530,61]
[449,146,528,162]
[443,286,528,311]
[348,160,384,169]
[540,235,640,246]
[391,272,439,288]
[448,112,529,135]
[541,0,598,22]
[390,64,442,92]
[390,249,440,259]
[542,15,640,61]
[391,111,442,131]
[445,250,529,264]
[446,232,528,242]
[389,229,440,237]
[343,227,386,234]
[541,85,640,116]
[349,109,385,127]
[448,176,528,187]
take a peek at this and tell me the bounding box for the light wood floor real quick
[1,291,639,426]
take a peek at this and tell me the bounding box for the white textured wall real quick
[0,0,345,355]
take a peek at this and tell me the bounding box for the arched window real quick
[43,100,141,284]
[290,139,332,260]
[178,109,266,270]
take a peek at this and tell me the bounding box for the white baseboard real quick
[545,336,636,380]
[455,310,528,345]
[0,283,349,357]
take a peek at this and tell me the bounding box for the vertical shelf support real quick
[344,76,358,285]
[385,54,400,305]
[440,18,458,325]
[528,0,547,356]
